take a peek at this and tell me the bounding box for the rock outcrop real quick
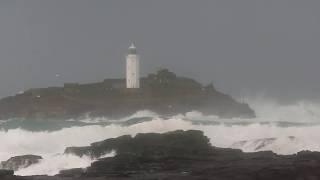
[65,130,211,159]
[0,69,255,120]
[5,130,320,179]
[0,155,42,171]
[62,130,320,180]
[0,170,14,177]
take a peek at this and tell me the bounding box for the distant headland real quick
[0,68,255,120]
[0,45,255,120]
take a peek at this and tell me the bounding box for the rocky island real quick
[2,130,320,180]
[0,69,255,120]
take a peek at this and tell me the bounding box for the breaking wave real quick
[0,97,320,175]
[16,152,115,176]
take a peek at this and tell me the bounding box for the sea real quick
[0,96,319,176]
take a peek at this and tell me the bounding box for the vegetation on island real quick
[0,69,255,120]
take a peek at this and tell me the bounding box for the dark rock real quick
[7,130,320,180]
[62,130,320,180]
[0,155,42,171]
[0,69,255,120]
[65,130,211,159]
[0,170,14,177]
[65,135,132,158]
[58,168,84,178]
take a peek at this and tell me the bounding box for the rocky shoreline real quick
[2,130,320,180]
[0,69,255,120]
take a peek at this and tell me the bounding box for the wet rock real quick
[0,170,14,177]
[6,130,320,180]
[65,130,211,159]
[62,130,320,180]
[59,168,84,178]
[0,155,42,171]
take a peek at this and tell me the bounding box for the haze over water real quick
[0,0,319,177]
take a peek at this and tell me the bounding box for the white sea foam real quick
[68,110,158,124]
[0,97,320,175]
[16,151,116,176]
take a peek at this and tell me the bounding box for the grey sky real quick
[0,0,319,101]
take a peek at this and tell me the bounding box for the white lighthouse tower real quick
[126,43,140,88]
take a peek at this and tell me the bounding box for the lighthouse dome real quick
[128,43,137,54]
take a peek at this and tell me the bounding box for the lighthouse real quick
[126,43,140,88]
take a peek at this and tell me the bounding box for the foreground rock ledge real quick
[3,130,320,180]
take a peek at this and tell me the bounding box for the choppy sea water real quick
[0,98,320,175]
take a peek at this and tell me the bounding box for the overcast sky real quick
[0,0,319,101]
